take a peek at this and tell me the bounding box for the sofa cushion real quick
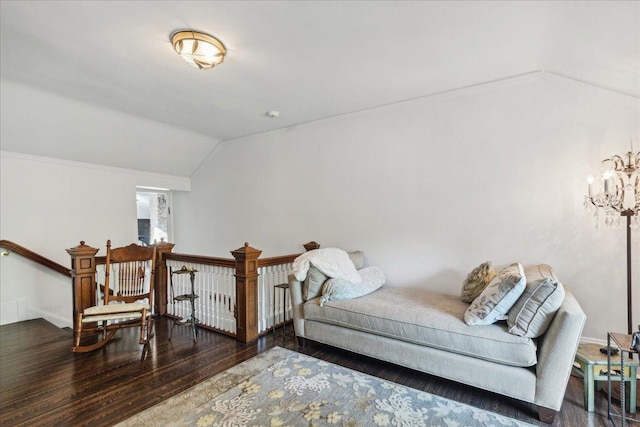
[304,287,537,367]
[460,261,496,303]
[294,248,362,282]
[508,264,565,338]
[464,263,526,326]
[319,266,385,306]
[348,251,364,269]
[301,251,365,301]
[303,265,329,301]
[525,263,556,282]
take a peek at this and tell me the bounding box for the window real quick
[136,190,171,245]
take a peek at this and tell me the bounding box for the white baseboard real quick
[28,306,72,329]
[0,298,25,325]
[0,299,72,329]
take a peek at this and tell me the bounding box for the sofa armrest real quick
[534,288,586,411]
[288,273,306,338]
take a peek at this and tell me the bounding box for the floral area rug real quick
[117,347,536,427]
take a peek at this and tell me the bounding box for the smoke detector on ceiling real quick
[266,110,280,118]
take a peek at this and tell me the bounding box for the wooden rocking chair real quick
[72,240,157,353]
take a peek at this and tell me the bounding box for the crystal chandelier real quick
[584,148,640,229]
[584,145,639,336]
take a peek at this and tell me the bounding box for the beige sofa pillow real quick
[348,251,364,269]
[302,251,364,301]
[507,265,565,337]
[524,264,556,282]
[460,261,496,303]
[303,265,329,301]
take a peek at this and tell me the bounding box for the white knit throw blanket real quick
[292,248,362,283]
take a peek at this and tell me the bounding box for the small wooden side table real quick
[573,342,637,414]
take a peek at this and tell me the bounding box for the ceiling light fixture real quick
[171,30,226,70]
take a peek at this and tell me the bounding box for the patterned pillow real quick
[302,265,329,301]
[460,261,496,303]
[464,263,526,326]
[507,265,565,337]
[319,266,385,306]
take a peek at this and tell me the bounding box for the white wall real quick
[0,80,220,177]
[0,78,221,327]
[2,73,638,341]
[0,152,191,327]
[174,74,640,342]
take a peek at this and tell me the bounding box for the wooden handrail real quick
[0,239,71,277]
[165,252,236,268]
[83,241,319,343]
[165,252,303,269]
[258,253,301,268]
[258,241,318,268]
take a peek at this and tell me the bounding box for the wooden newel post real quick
[303,241,320,251]
[231,242,262,343]
[153,240,175,316]
[66,241,99,341]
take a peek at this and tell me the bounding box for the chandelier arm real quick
[588,197,603,209]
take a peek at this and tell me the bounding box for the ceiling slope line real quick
[541,71,640,107]
[193,69,639,165]
[219,70,546,147]
[190,142,226,179]
[0,150,191,191]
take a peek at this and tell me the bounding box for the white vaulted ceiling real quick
[1,1,638,175]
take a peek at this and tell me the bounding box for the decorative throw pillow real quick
[460,261,496,303]
[348,251,364,270]
[302,265,329,301]
[524,264,556,282]
[293,248,361,283]
[319,266,385,306]
[464,263,526,326]
[507,266,565,337]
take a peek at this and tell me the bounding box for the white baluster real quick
[258,267,265,332]
[204,264,210,328]
[220,266,226,332]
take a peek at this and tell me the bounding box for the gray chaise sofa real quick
[289,255,586,424]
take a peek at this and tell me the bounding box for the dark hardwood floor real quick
[0,317,634,426]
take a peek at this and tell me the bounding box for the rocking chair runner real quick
[72,240,157,353]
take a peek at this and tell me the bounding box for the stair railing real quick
[67,240,319,343]
[0,240,71,277]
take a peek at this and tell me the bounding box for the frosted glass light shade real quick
[171,31,226,69]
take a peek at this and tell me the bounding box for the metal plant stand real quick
[169,266,199,342]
